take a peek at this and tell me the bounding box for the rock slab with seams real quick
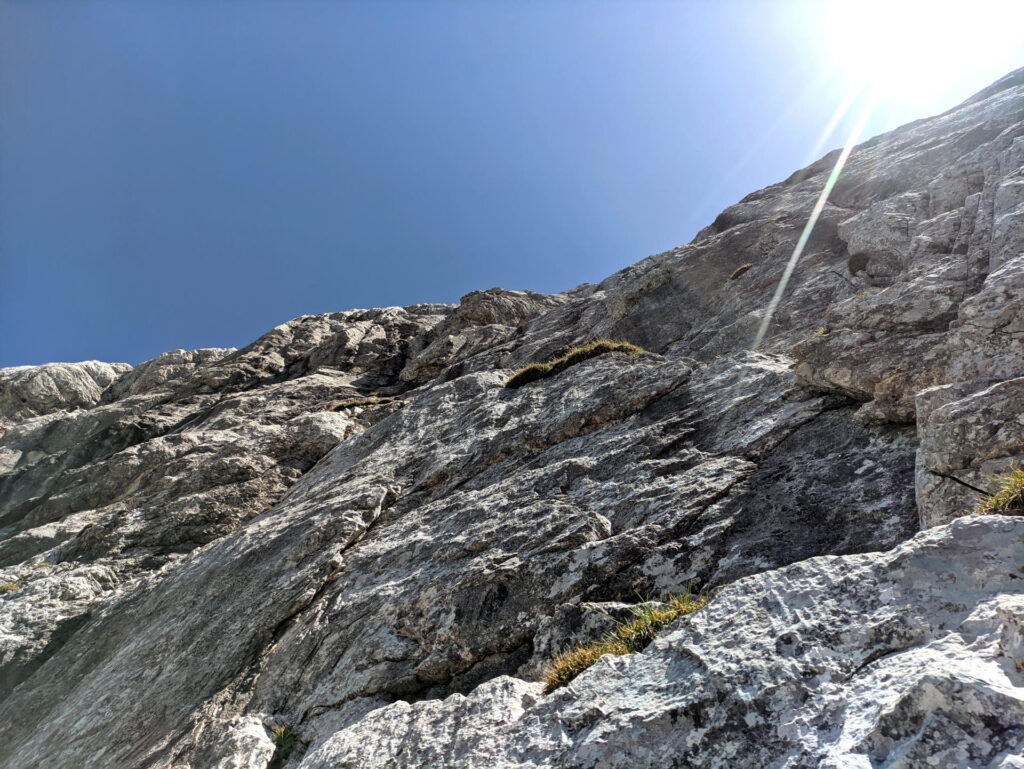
[1,70,1023,768]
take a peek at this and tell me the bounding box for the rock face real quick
[0,360,131,431]
[0,70,1022,768]
[302,516,1024,769]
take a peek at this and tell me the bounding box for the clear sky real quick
[2,1,1022,366]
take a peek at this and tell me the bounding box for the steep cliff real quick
[1,69,1022,769]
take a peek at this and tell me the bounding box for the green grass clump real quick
[0,583,20,594]
[976,467,1024,516]
[268,725,298,769]
[543,592,708,693]
[27,562,53,570]
[328,395,394,412]
[505,339,644,389]
[729,262,754,280]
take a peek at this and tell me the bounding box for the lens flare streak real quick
[752,93,875,350]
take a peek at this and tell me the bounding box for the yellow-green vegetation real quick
[268,725,298,769]
[543,592,708,693]
[328,395,394,412]
[729,262,754,280]
[976,467,1024,516]
[0,583,20,594]
[505,339,644,389]
[27,562,53,570]
[810,326,829,338]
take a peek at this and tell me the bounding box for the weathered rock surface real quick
[0,360,131,431]
[300,516,1024,769]
[0,70,1022,768]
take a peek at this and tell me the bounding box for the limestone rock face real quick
[100,347,234,401]
[301,516,1024,769]
[1,71,1023,768]
[0,360,131,430]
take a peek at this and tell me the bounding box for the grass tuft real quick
[27,562,53,570]
[505,340,644,389]
[729,263,754,280]
[976,467,1024,516]
[543,591,708,693]
[268,725,298,769]
[328,395,394,412]
[504,362,551,389]
[0,583,20,594]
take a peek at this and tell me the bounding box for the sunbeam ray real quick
[803,84,863,168]
[752,93,875,350]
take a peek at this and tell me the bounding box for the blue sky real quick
[2,1,1022,366]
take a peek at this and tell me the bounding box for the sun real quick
[820,0,1024,108]
[756,0,1024,350]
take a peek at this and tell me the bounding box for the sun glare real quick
[753,0,1024,349]
[822,0,1024,108]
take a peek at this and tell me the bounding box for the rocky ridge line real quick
[0,69,1022,768]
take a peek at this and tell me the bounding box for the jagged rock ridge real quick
[0,69,1022,768]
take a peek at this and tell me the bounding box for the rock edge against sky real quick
[0,68,1023,768]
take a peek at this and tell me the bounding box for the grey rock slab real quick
[2,65,1024,769]
[400,288,568,385]
[0,360,131,429]
[299,516,1024,769]
[0,349,918,768]
[916,376,1024,527]
[943,253,1024,385]
[101,347,234,402]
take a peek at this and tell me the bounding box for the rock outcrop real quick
[302,515,1024,769]
[0,69,1022,768]
[0,360,131,432]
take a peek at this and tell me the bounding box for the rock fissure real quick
[927,469,991,497]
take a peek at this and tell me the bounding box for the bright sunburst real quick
[753,0,1024,349]
[821,0,1024,108]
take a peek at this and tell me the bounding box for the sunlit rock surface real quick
[302,516,1024,769]
[0,360,131,431]
[0,69,1022,768]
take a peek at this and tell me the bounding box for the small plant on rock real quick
[0,583,20,594]
[268,725,298,769]
[976,467,1024,516]
[543,591,708,693]
[27,562,53,570]
[505,339,644,389]
[729,262,754,280]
